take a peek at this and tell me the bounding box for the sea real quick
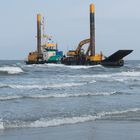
[0,60,140,140]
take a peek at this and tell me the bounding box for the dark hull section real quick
[61,56,86,65]
[61,50,133,67]
[25,61,45,65]
[61,56,100,65]
[61,58,123,67]
[100,60,124,67]
[25,60,60,65]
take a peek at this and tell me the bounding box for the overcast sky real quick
[0,0,139,60]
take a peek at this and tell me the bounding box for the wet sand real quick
[0,120,140,140]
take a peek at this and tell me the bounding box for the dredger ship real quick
[61,4,133,67]
[26,15,63,64]
[26,3,133,67]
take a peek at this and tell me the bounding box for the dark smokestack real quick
[90,4,95,56]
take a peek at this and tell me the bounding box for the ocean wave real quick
[104,108,140,115]
[0,95,22,101]
[0,66,23,74]
[30,115,98,128]
[24,63,103,69]
[10,83,85,89]
[0,84,9,88]
[66,65,102,69]
[0,119,4,130]
[114,71,140,77]
[69,71,140,80]
[31,108,140,128]
[29,92,116,98]
[0,108,139,129]
[46,64,65,67]
[0,91,117,101]
[0,82,86,90]
[97,71,140,78]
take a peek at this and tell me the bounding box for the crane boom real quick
[67,39,90,56]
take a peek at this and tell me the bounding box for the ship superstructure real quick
[26,14,63,64]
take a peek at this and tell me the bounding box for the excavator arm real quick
[67,39,90,56]
[75,39,90,54]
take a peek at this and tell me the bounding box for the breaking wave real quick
[0,95,22,101]
[0,66,23,74]
[69,71,140,80]
[115,71,140,77]
[30,108,140,128]
[95,71,140,78]
[0,108,139,129]
[0,119,4,130]
[66,65,102,69]
[1,82,86,90]
[28,63,103,69]
[0,91,117,101]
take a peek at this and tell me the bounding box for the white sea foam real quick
[8,82,85,89]
[1,108,140,129]
[0,119,4,130]
[107,108,140,115]
[84,74,110,78]
[31,108,140,128]
[69,74,112,79]
[111,71,140,82]
[29,92,116,98]
[41,64,102,69]
[92,71,140,78]
[0,83,8,88]
[0,95,21,101]
[66,65,102,69]
[0,66,23,74]
[114,78,125,82]
[0,91,117,101]
[1,83,81,90]
[30,115,99,128]
[69,71,140,80]
[115,71,140,77]
[98,108,140,117]
[47,64,65,67]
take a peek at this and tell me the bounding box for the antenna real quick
[42,16,45,41]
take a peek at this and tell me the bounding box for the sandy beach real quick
[0,120,140,140]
